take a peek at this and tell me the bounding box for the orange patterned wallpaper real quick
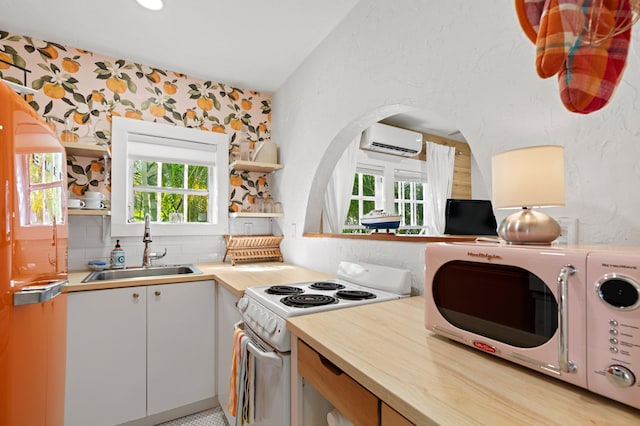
[0,30,272,212]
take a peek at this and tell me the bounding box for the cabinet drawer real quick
[297,340,378,426]
[381,402,414,426]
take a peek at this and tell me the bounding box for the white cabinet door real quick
[216,283,241,424]
[65,287,146,426]
[147,280,216,415]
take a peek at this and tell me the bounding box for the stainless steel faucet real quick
[142,213,167,267]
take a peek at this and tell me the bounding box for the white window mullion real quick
[358,173,365,220]
[183,165,189,217]
[133,186,206,196]
[410,183,416,226]
[156,162,163,220]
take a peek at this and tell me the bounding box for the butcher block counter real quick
[65,262,335,296]
[287,296,640,425]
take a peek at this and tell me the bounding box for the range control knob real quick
[266,317,278,334]
[247,304,256,319]
[605,365,636,388]
[237,297,249,312]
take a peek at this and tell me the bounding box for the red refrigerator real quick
[0,81,68,426]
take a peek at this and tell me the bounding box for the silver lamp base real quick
[497,208,561,245]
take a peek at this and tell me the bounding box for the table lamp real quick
[491,145,565,244]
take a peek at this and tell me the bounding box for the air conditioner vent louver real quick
[360,123,423,157]
[369,141,419,155]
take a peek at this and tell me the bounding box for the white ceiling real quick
[0,0,359,94]
[0,0,466,141]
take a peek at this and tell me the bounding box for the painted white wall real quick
[270,0,640,293]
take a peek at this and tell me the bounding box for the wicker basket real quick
[223,234,284,265]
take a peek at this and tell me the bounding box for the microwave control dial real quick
[605,365,635,388]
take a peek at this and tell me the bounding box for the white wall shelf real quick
[229,160,283,173]
[63,142,111,158]
[68,209,111,216]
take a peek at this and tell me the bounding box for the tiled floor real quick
[157,407,229,426]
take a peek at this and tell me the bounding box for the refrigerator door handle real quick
[13,279,67,306]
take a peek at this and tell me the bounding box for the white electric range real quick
[228,261,412,426]
[238,261,412,352]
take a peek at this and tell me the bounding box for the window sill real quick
[303,233,481,243]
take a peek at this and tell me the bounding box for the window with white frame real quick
[111,117,228,237]
[394,179,427,234]
[131,159,209,223]
[343,151,429,234]
[344,171,381,231]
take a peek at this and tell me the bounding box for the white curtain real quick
[322,137,360,233]
[425,142,455,235]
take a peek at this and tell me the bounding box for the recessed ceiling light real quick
[136,0,164,11]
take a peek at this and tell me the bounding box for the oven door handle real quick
[246,339,283,368]
[234,321,283,368]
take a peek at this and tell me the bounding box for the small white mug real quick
[84,200,104,210]
[68,198,85,209]
[83,192,103,200]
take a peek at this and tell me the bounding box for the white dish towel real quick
[327,408,353,426]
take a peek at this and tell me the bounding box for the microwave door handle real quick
[557,265,577,374]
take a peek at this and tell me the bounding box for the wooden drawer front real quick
[381,402,414,426]
[298,340,379,426]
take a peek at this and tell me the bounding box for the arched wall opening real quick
[302,104,481,234]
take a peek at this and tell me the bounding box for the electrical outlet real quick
[557,217,578,245]
[243,222,253,235]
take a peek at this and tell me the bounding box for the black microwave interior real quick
[432,260,558,348]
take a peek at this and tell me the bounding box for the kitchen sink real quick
[81,264,202,283]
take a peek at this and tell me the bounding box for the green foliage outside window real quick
[346,173,376,226]
[132,160,209,223]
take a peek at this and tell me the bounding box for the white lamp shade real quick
[136,0,164,11]
[492,145,565,209]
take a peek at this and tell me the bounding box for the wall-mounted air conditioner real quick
[360,123,423,157]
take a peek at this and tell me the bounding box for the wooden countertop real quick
[287,297,640,425]
[66,262,335,297]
